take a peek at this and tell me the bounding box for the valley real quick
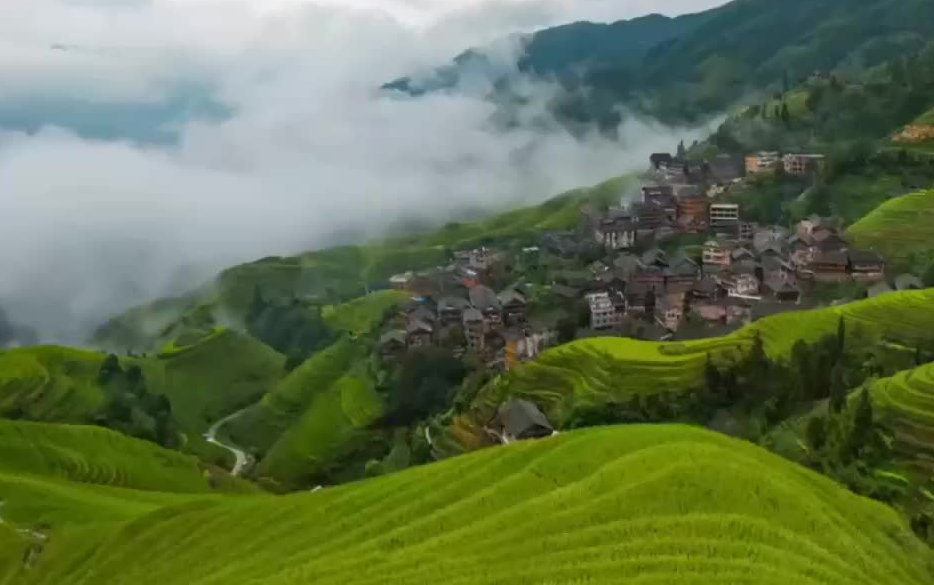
[4,0,934,582]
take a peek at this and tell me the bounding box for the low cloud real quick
[0,0,717,343]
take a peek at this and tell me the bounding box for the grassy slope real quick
[847,190,934,269]
[0,418,256,529]
[226,335,387,489]
[476,289,934,424]
[871,361,934,490]
[144,328,284,433]
[0,419,241,493]
[0,346,107,422]
[94,176,629,350]
[4,425,932,585]
[323,290,409,333]
[0,331,285,468]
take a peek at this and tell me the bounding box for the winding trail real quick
[205,408,252,476]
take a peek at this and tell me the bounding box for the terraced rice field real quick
[847,190,934,269]
[223,337,386,488]
[323,290,409,333]
[0,418,255,529]
[2,425,931,585]
[872,362,934,482]
[0,419,254,494]
[0,346,107,422]
[477,289,934,422]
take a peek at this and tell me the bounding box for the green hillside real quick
[0,418,249,494]
[0,418,255,528]
[145,328,284,432]
[475,289,934,425]
[93,175,628,351]
[224,337,389,489]
[3,425,931,584]
[390,0,934,125]
[847,191,934,270]
[0,346,107,422]
[323,290,409,333]
[0,331,285,469]
[871,361,934,492]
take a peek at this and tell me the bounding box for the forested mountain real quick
[387,0,934,126]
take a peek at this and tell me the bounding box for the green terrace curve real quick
[1,424,930,585]
[473,289,934,424]
[872,361,934,490]
[847,190,934,270]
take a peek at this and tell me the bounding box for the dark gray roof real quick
[867,281,894,298]
[469,285,501,310]
[614,253,645,274]
[552,284,582,299]
[640,248,669,266]
[693,276,719,294]
[787,233,814,247]
[848,250,885,266]
[406,319,433,335]
[380,330,407,346]
[761,256,792,273]
[498,289,527,306]
[814,251,849,266]
[463,307,484,322]
[499,398,552,437]
[438,297,471,312]
[764,277,799,294]
[666,256,700,278]
[409,306,437,323]
[895,274,924,291]
[732,259,761,276]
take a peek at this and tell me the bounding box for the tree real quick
[922,261,934,288]
[677,139,686,159]
[845,389,875,458]
[126,364,144,394]
[806,416,828,450]
[557,316,577,344]
[98,354,122,384]
[748,331,769,378]
[780,102,791,125]
[829,364,847,413]
[835,317,847,361]
[284,352,306,372]
[792,340,814,399]
[704,353,721,399]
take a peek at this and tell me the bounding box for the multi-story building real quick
[462,308,486,352]
[702,240,733,267]
[676,194,710,231]
[710,203,740,226]
[585,292,621,330]
[745,152,781,175]
[594,216,637,250]
[783,153,826,176]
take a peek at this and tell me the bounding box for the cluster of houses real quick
[380,148,915,373]
[540,150,908,337]
[381,248,555,371]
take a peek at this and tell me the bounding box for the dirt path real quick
[204,408,252,476]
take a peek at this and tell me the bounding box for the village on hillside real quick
[379,149,925,375]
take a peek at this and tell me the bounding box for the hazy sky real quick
[0,0,725,342]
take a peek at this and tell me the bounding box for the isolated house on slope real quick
[499,398,553,441]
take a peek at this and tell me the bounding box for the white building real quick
[585,292,621,330]
[710,203,740,224]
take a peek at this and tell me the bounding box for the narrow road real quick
[205,408,252,476]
